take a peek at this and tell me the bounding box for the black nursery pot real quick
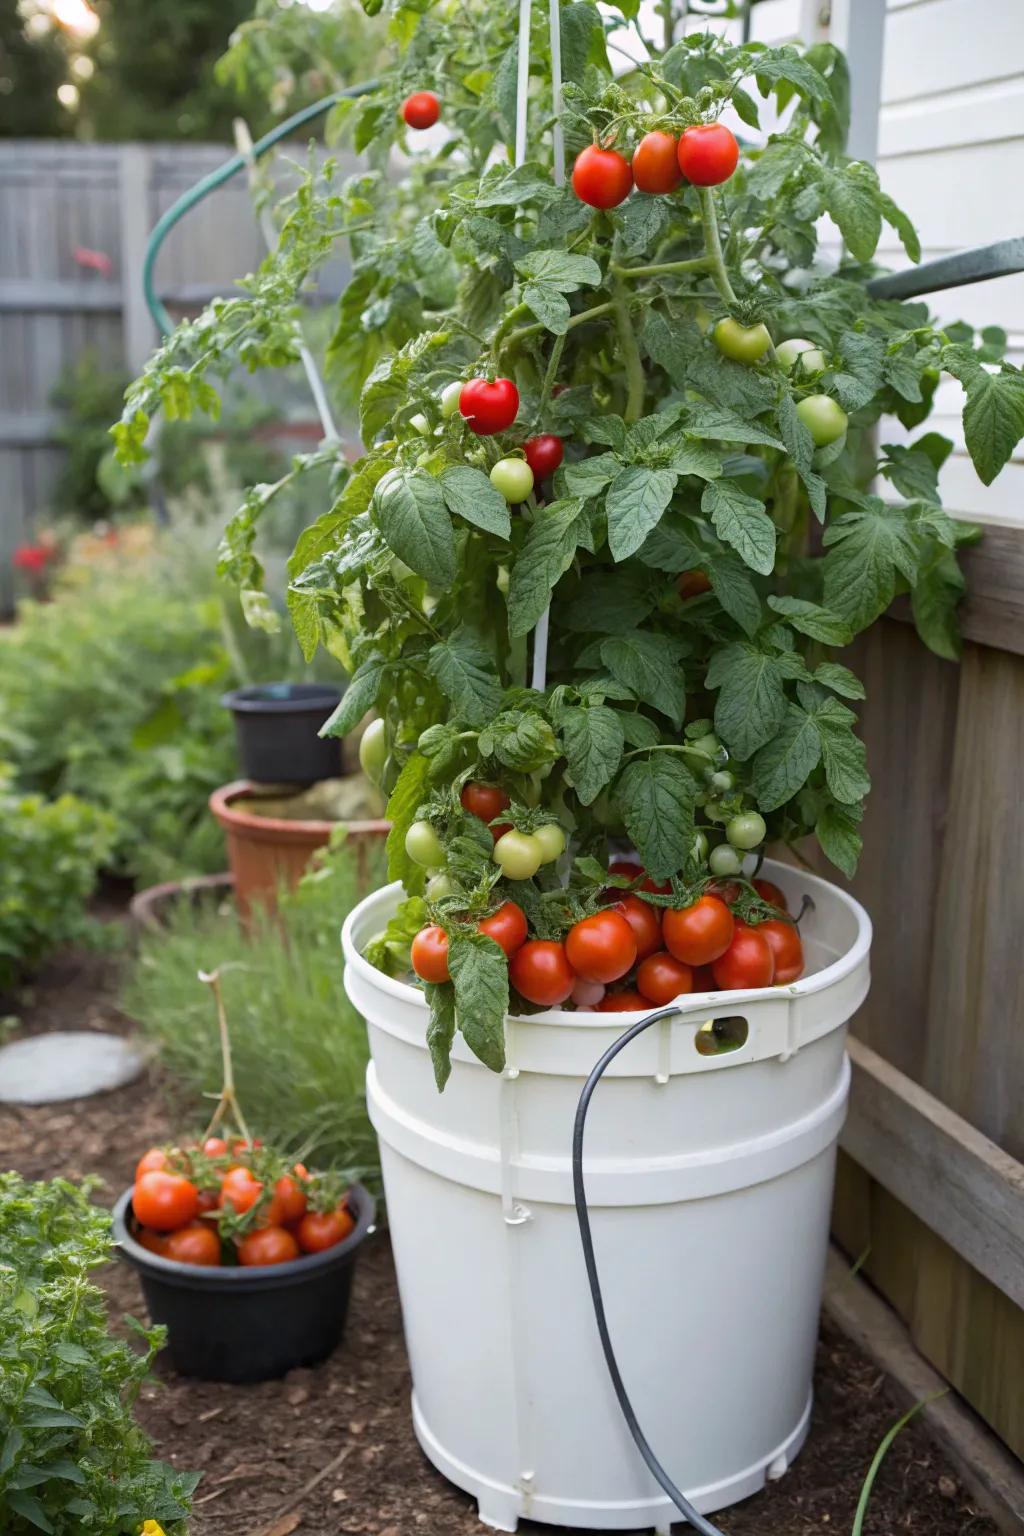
[113,1184,376,1383]
[221,682,343,785]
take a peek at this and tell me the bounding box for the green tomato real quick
[405,820,445,868]
[692,830,709,862]
[496,564,510,595]
[409,412,431,436]
[358,718,387,785]
[490,457,535,504]
[440,381,463,418]
[425,872,456,900]
[709,842,743,877]
[713,318,772,365]
[709,769,734,793]
[726,812,767,850]
[533,823,565,863]
[493,828,543,881]
[796,394,848,447]
[777,337,827,376]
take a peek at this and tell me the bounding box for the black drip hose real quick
[571,1005,729,1536]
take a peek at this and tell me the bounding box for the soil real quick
[0,941,999,1536]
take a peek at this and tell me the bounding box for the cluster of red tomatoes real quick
[572,122,738,210]
[130,1140,355,1268]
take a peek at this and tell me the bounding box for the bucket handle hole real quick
[694,1016,749,1056]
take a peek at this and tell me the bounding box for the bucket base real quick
[411,1388,812,1531]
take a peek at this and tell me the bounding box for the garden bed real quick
[0,938,998,1536]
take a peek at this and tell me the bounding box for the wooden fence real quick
[821,535,1024,1460]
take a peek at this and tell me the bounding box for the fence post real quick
[118,145,155,373]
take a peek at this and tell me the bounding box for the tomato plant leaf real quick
[478,710,558,771]
[813,662,866,699]
[448,930,508,1072]
[821,164,883,262]
[613,754,696,881]
[507,498,585,636]
[751,704,823,811]
[372,468,456,586]
[701,480,776,575]
[822,497,920,632]
[707,553,763,637]
[427,626,504,727]
[956,365,1024,487]
[522,282,571,334]
[815,799,864,878]
[424,981,456,1091]
[561,452,623,499]
[813,698,871,804]
[767,596,852,646]
[384,751,433,889]
[684,401,784,450]
[910,545,966,661]
[320,653,387,738]
[600,632,687,727]
[559,704,625,805]
[706,641,788,760]
[286,587,320,663]
[606,466,677,561]
[515,249,602,291]
[440,465,511,537]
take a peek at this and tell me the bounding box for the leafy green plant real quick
[0,769,113,990]
[115,7,1024,1083]
[122,840,385,1176]
[0,1173,197,1535]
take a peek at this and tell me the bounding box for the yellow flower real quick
[140,1523,166,1536]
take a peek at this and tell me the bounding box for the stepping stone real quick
[0,1031,146,1104]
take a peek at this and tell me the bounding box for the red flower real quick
[13,544,50,572]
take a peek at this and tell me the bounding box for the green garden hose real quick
[142,81,379,336]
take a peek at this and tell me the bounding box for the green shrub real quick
[0,1173,197,1535]
[122,841,385,1178]
[0,770,113,989]
[0,536,299,887]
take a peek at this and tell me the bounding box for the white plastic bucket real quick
[341,860,871,1533]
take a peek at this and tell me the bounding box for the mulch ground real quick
[0,940,999,1536]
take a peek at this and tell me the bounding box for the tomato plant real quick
[116,13,1024,1088]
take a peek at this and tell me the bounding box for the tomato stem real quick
[538,333,566,418]
[697,187,737,306]
[502,298,617,351]
[613,283,645,423]
[611,256,712,280]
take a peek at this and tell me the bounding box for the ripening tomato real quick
[132,1171,199,1232]
[459,377,520,435]
[136,1227,169,1257]
[636,951,694,1006]
[196,1188,219,1215]
[411,925,450,984]
[238,1225,301,1267]
[795,394,848,447]
[402,91,440,129]
[754,877,789,912]
[490,457,535,503]
[523,434,564,479]
[405,819,445,867]
[266,1173,308,1226]
[297,1207,355,1254]
[219,1166,263,1216]
[509,940,576,1007]
[135,1148,169,1183]
[676,123,739,186]
[201,1137,228,1158]
[663,894,734,967]
[566,910,638,984]
[461,781,510,826]
[632,130,682,194]
[677,568,712,601]
[691,964,717,992]
[165,1223,222,1267]
[712,921,775,990]
[493,829,543,881]
[758,919,805,985]
[478,900,528,958]
[712,318,772,365]
[571,144,633,208]
[609,858,642,880]
[598,990,648,1012]
[614,894,662,961]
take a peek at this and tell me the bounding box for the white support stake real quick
[514,0,533,168]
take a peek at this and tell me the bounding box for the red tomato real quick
[459,377,520,435]
[632,130,682,194]
[571,144,633,208]
[411,925,450,984]
[753,878,789,913]
[219,1166,263,1216]
[136,1226,169,1257]
[608,858,642,879]
[523,434,564,479]
[134,1148,168,1183]
[266,1173,308,1227]
[641,875,672,895]
[238,1225,301,1267]
[712,922,775,990]
[598,990,648,1012]
[164,1223,222,1267]
[565,910,638,984]
[677,568,712,601]
[196,1188,219,1215]
[133,1171,199,1232]
[677,123,739,186]
[297,1207,355,1254]
[402,91,440,130]
[614,894,662,961]
[509,940,576,1007]
[478,900,528,958]
[230,1137,263,1155]
[460,781,511,826]
[758,919,804,985]
[636,952,693,1006]
[691,964,717,992]
[662,894,734,967]
[202,1137,228,1157]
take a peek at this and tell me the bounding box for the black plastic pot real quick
[112,1183,376,1383]
[221,682,344,785]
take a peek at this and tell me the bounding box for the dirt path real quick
[0,944,998,1536]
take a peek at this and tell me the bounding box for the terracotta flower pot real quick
[209,780,389,919]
